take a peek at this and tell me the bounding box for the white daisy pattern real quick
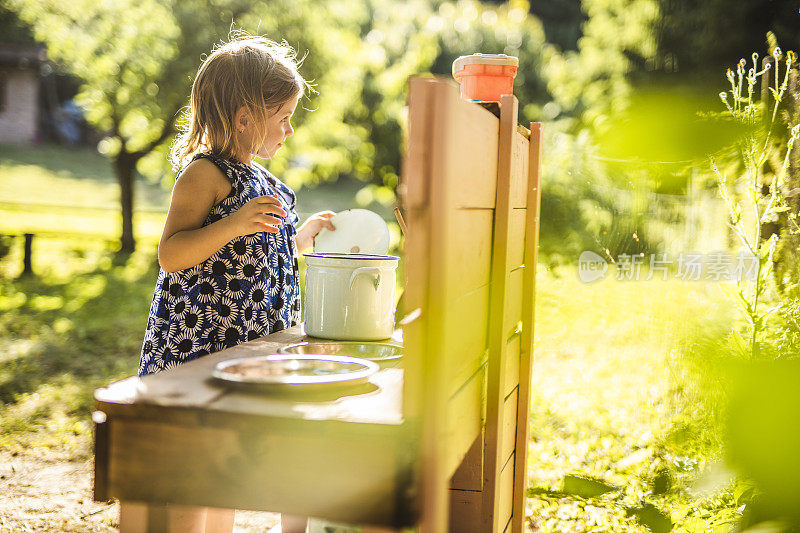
[237,257,259,280]
[223,271,248,300]
[169,330,200,361]
[181,304,204,334]
[249,279,270,310]
[139,152,301,376]
[206,295,239,329]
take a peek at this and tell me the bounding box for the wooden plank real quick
[507,209,527,273]
[443,364,485,481]
[498,452,515,533]
[418,77,461,533]
[500,387,519,468]
[449,101,499,210]
[443,285,490,398]
[482,94,519,533]
[511,122,543,533]
[504,268,524,340]
[401,77,434,210]
[510,132,530,209]
[444,208,494,301]
[503,333,521,400]
[450,432,483,491]
[402,78,435,421]
[449,489,482,533]
[107,418,409,526]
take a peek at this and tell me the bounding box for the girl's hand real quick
[226,194,287,237]
[295,211,336,253]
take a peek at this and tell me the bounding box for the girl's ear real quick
[234,106,249,133]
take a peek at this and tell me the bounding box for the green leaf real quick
[561,475,619,498]
[670,504,691,523]
[734,480,756,505]
[626,503,673,533]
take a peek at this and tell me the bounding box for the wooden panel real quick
[107,418,408,526]
[401,78,434,210]
[449,489,482,533]
[483,94,520,533]
[449,102,499,210]
[504,333,521,400]
[443,365,486,480]
[501,387,519,468]
[498,452,515,533]
[450,432,483,491]
[401,203,428,420]
[424,79,499,212]
[417,78,459,533]
[443,285,490,397]
[510,131,530,208]
[512,122,544,533]
[402,77,499,533]
[507,209,527,272]
[503,268,524,340]
[444,208,494,302]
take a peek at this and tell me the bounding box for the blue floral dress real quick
[139,152,301,376]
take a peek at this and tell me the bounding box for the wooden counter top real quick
[93,326,414,526]
[95,325,404,426]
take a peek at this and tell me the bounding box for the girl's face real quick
[252,93,300,161]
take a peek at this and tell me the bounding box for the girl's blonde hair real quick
[171,35,311,169]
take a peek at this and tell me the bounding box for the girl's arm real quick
[158,159,286,272]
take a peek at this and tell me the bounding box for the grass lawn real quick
[0,143,396,243]
[527,271,741,532]
[0,144,744,531]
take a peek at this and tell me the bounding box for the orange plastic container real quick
[452,54,519,102]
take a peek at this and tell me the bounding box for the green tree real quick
[5,0,220,251]
[656,0,800,76]
[4,0,360,252]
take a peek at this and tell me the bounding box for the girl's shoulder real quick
[174,156,232,203]
[187,152,251,185]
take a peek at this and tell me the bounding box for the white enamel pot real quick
[303,253,399,341]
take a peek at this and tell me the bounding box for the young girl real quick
[130,35,334,532]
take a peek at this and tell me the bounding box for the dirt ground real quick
[0,451,281,532]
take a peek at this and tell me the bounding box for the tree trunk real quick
[114,151,138,253]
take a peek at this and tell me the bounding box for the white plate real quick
[212,354,379,387]
[279,342,403,362]
[313,209,390,255]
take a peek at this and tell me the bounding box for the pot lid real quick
[313,209,390,255]
[303,252,399,261]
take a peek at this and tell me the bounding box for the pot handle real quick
[348,267,382,291]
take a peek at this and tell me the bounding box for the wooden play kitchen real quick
[93,76,542,532]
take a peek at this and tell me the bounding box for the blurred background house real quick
[0,44,45,144]
[0,6,91,147]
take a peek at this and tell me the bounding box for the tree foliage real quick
[1,0,703,260]
[3,0,359,251]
